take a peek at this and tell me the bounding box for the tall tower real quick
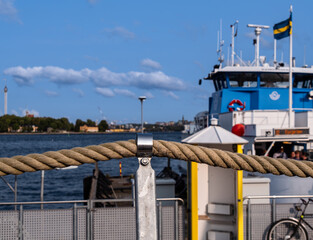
[4,80,7,115]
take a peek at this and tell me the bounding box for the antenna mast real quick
[247,24,270,66]
[217,19,224,67]
[230,20,239,66]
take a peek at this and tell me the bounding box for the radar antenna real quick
[247,24,269,66]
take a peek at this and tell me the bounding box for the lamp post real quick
[138,96,146,133]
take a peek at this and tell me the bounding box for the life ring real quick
[228,99,245,112]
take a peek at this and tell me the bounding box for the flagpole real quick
[288,5,293,128]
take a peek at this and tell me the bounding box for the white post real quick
[135,134,157,240]
[256,28,260,67]
[288,6,293,128]
[231,24,235,66]
[40,170,44,209]
[274,39,277,66]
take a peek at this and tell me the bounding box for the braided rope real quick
[0,140,312,178]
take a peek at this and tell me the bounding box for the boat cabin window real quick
[293,74,313,88]
[228,73,257,88]
[260,73,289,88]
[213,78,227,91]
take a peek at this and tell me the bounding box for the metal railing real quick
[0,198,184,240]
[243,195,313,240]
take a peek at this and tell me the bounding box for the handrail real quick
[0,197,184,206]
[243,194,313,202]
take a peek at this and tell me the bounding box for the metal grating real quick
[93,207,136,240]
[0,201,184,240]
[178,205,185,240]
[0,210,19,240]
[248,204,272,240]
[276,203,313,238]
[23,209,73,240]
[244,202,313,240]
[77,208,87,240]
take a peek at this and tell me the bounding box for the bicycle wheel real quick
[267,218,308,240]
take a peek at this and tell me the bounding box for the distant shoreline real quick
[0,131,182,136]
[0,132,114,135]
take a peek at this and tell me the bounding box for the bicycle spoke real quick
[268,219,307,240]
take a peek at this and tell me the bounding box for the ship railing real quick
[243,195,313,240]
[0,197,184,240]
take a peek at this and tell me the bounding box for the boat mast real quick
[230,20,239,66]
[217,19,224,68]
[247,24,269,66]
[288,5,293,128]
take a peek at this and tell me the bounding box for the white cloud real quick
[45,90,58,97]
[4,66,186,92]
[95,87,115,97]
[0,0,20,22]
[4,66,89,85]
[141,58,162,70]
[90,67,126,87]
[43,66,90,84]
[163,91,179,100]
[103,27,135,39]
[114,88,137,98]
[4,66,41,85]
[127,71,185,91]
[73,88,84,97]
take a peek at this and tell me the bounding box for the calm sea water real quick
[0,132,187,203]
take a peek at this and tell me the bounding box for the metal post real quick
[90,200,94,240]
[158,201,162,240]
[175,200,179,240]
[256,28,260,66]
[19,205,23,240]
[86,200,91,240]
[40,170,44,209]
[73,203,77,240]
[247,198,251,240]
[138,96,146,133]
[15,175,17,211]
[272,198,276,223]
[135,134,157,240]
[274,39,277,66]
[288,5,293,128]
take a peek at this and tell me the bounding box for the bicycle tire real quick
[267,218,308,240]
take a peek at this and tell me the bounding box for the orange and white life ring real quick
[228,99,246,112]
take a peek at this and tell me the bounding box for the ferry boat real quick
[200,21,313,161]
[196,19,313,201]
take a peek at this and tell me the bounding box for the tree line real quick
[0,115,108,133]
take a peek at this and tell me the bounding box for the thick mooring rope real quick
[1,140,313,178]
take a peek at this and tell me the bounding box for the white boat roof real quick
[212,65,313,74]
[182,124,248,145]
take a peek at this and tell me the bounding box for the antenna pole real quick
[231,21,238,66]
[247,24,270,66]
[274,39,277,66]
[288,5,293,128]
[217,19,224,67]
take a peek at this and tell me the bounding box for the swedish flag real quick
[273,13,292,40]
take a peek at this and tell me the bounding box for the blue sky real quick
[0,0,308,124]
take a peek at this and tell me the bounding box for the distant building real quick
[80,125,99,133]
[25,111,34,118]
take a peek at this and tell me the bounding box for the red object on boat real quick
[232,124,245,136]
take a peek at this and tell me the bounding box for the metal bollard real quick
[135,134,157,240]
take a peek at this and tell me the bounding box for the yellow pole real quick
[237,144,244,240]
[190,161,198,240]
